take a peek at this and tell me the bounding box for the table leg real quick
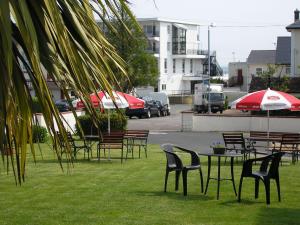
[204,156,211,195]
[217,156,221,200]
[231,157,237,196]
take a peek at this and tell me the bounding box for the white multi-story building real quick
[138,18,222,95]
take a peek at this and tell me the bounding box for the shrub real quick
[32,97,42,113]
[32,125,48,143]
[76,111,127,136]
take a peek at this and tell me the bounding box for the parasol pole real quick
[108,108,111,134]
[267,110,270,149]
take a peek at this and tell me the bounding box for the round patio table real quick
[198,152,243,200]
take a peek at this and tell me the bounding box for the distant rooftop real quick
[247,50,276,64]
[275,36,291,65]
[137,17,202,26]
[286,20,300,30]
[286,9,300,30]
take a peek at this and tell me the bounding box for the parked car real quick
[125,99,160,119]
[155,100,169,116]
[55,99,72,112]
[147,92,170,115]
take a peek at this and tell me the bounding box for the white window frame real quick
[256,68,263,75]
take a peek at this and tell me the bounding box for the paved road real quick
[127,104,191,131]
[127,104,226,153]
[148,131,223,153]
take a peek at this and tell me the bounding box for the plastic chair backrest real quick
[268,152,284,178]
[161,144,183,169]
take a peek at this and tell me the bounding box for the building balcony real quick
[173,48,216,59]
[146,48,160,54]
[182,72,208,81]
[144,31,160,38]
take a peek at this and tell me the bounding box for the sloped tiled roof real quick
[247,50,276,64]
[275,36,291,65]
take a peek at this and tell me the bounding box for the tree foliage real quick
[0,0,137,183]
[258,65,290,92]
[103,5,158,92]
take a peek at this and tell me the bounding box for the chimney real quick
[295,9,299,22]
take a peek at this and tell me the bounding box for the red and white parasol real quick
[76,91,144,110]
[76,91,144,133]
[231,88,300,111]
[231,88,300,138]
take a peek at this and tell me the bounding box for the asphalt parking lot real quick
[127,104,224,151]
[127,104,191,131]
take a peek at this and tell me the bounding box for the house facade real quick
[228,10,300,92]
[286,9,300,76]
[138,18,222,95]
[228,62,248,92]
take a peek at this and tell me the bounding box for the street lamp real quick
[207,23,215,114]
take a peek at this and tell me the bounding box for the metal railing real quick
[144,31,160,37]
[167,90,192,96]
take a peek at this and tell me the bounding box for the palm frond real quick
[0,0,137,183]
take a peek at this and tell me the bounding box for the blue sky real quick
[130,0,299,67]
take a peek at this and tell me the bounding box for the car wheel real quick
[129,116,132,119]
[146,110,151,118]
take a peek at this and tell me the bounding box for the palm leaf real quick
[0,0,138,183]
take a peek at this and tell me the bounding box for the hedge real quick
[76,112,127,136]
[32,97,42,113]
[32,125,48,143]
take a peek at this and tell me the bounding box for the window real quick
[144,25,156,36]
[162,84,166,90]
[172,26,187,55]
[152,42,156,52]
[182,59,185,73]
[286,66,291,75]
[167,42,171,52]
[173,59,176,73]
[153,25,156,36]
[167,25,171,34]
[190,59,193,73]
[164,58,167,73]
[256,68,263,75]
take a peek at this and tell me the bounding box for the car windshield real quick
[210,93,223,101]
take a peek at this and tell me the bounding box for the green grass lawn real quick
[1,143,300,225]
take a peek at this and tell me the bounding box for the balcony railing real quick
[146,48,160,54]
[144,31,160,37]
[167,90,192,96]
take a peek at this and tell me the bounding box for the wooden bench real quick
[97,131,125,163]
[55,131,90,159]
[272,133,300,164]
[125,130,149,159]
[248,131,295,152]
